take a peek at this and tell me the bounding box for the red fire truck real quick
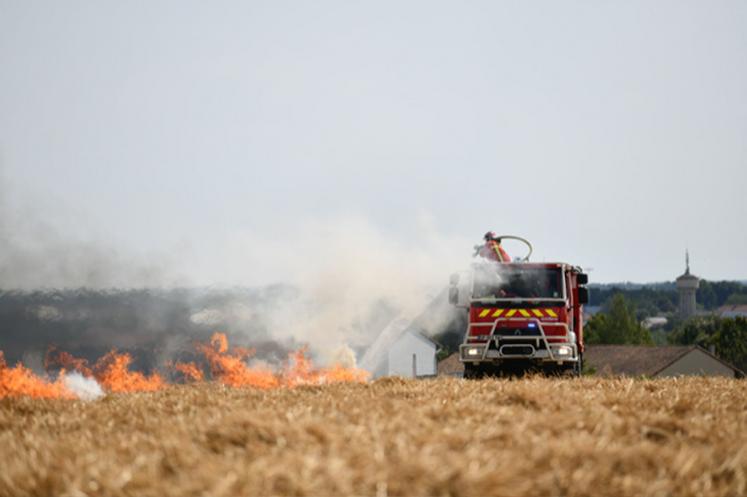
[449,238,589,377]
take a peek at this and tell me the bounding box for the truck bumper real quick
[460,341,579,364]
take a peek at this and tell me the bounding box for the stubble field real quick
[1,376,745,497]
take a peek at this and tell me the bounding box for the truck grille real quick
[500,345,535,356]
[495,328,541,337]
[490,331,547,351]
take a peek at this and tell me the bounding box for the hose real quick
[473,235,534,262]
[496,235,533,262]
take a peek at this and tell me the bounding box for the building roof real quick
[393,328,438,350]
[585,345,743,377]
[642,316,668,329]
[359,316,439,376]
[437,353,464,376]
[717,304,747,317]
[676,251,699,280]
[359,318,410,374]
[676,272,699,281]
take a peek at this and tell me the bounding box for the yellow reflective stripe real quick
[492,309,504,318]
[479,309,491,318]
[545,309,558,318]
[532,309,544,317]
[519,309,531,317]
[505,309,517,317]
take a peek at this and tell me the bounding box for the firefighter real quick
[479,232,511,263]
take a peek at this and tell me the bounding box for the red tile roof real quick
[717,305,747,316]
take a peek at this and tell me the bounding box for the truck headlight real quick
[556,346,572,356]
[466,347,482,356]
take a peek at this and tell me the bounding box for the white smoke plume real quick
[1,170,473,367]
[64,372,104,401]
[186,214,472,362]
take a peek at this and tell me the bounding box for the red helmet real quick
[483,231,497,241]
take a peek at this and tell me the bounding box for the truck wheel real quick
[463,364,484,379]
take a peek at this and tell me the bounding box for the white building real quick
[359,318,438,378]
[386,329,438,378]
[642,316,668,329]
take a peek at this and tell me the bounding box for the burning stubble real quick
[1,333,369,399]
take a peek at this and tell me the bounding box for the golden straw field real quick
[1,376,745,497]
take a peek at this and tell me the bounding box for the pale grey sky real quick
[1,0,745,286]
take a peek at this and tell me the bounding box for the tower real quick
[676,251,699,318]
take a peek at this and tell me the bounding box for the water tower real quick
[676,251,699,318]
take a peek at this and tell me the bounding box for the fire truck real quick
[449,236,589,377]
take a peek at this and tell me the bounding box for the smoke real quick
[0,172,181,289]
[64,372,104,401]
[186,215,472,363]
[0,170,470,368]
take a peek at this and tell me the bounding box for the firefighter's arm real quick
[493,243,510,262]
[499,246,511,262]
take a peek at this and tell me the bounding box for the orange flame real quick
[93,350,164,393]
[1,332,369,398]
[46,347,164,393]
[0,351,74,399]
[197,332,279,389]
[195,333,370,388]
[45,347,93,377]
[282,346,370,386]
[169,361,205,382]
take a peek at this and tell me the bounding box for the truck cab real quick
[449,261,589,377]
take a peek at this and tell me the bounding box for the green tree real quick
[725,293,747,306]
[585,293,654,345]
[669,316,747,372]
[697,280,747,310]
[713,318,747,370]
[669,316,719,347]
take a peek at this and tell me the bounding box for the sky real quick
[0,0,746,287]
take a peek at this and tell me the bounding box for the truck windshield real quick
[472,266,564,300]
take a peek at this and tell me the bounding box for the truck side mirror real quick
[577,287,589,305]
[449,273,460,285]
[577,273,589,285]
[448,287,459,305]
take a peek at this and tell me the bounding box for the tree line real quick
[588,280,747,319]
[585,288,747,372]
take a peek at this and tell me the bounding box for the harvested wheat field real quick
[1,376,746,497]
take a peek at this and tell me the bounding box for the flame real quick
[211,332,229,354]
[197,332,279,389]
[45,347,93,377]
[315,364,371,384]
[92,350,164,393]
[46,348,164,393]
[282,346,370,386]
[283,346,315,386]
[194,333,370,388]
[2,332,369,399]
[0,351,74,399]
[170,361,204,382]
